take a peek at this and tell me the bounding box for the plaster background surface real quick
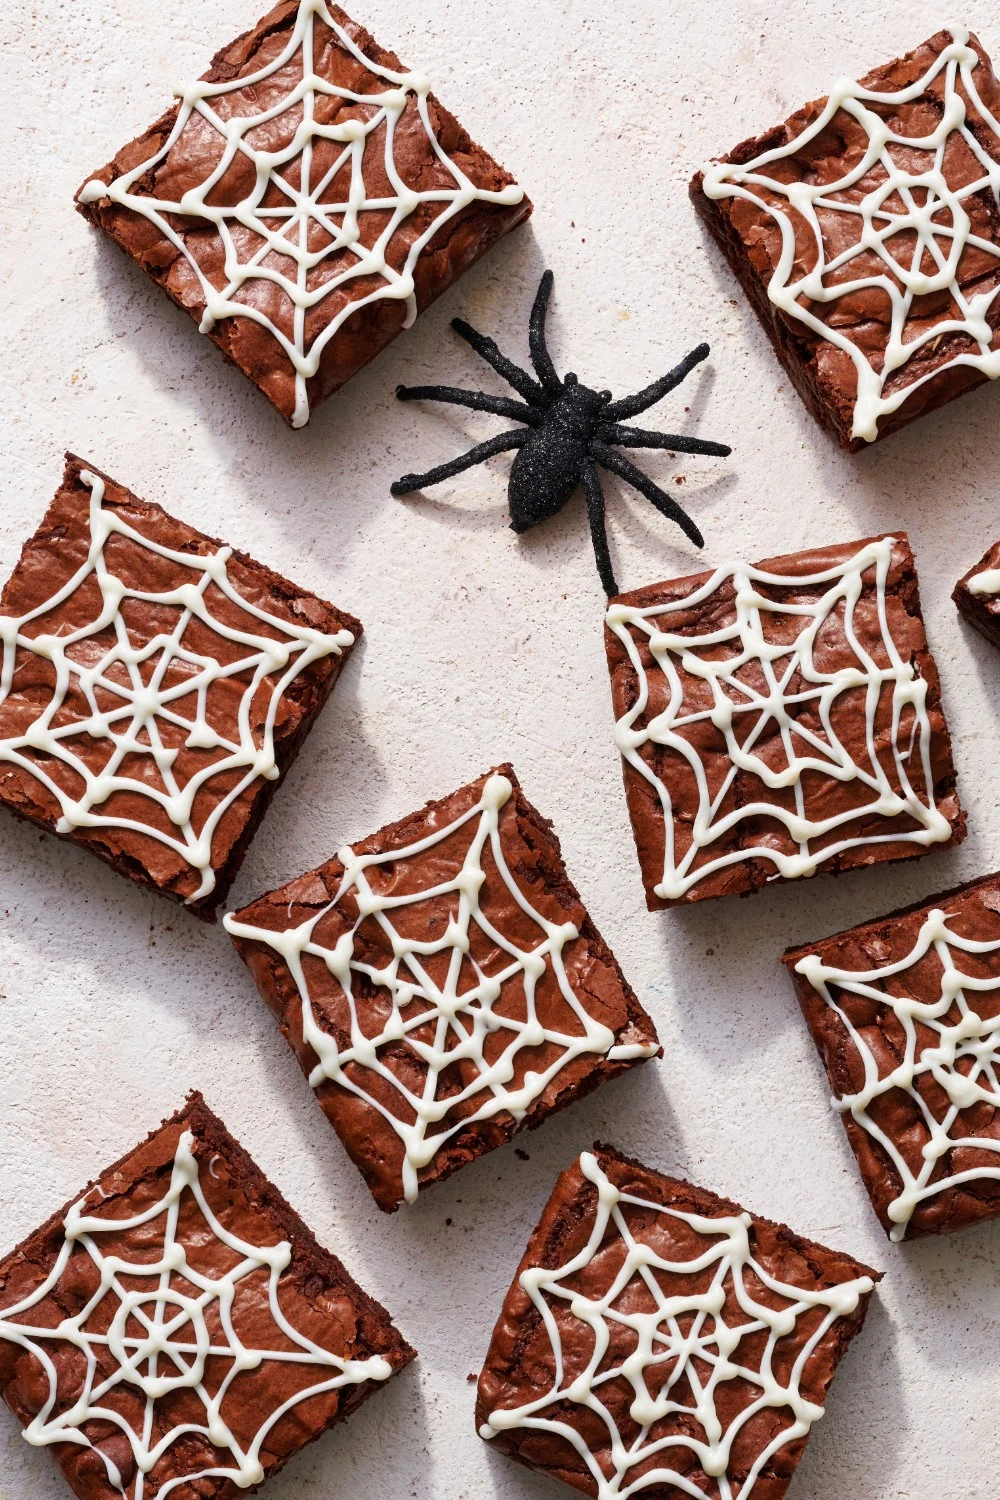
[1,1,999,1496]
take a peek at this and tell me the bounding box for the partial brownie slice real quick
[0,456,359,917]
[225,766,660,1211]
[76,0,531,429]
[477,1145,879,1500]
[691,26,1000,450]
[604,533,964,909]
[784,871,1000,1240]
[953,539,1000,650]
[0,1093,414,1500]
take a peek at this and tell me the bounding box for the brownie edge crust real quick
[0,1093,414,1500]
[477,1144,879,1500]
[953,538,1000,652]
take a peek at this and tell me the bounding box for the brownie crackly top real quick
[77,0,530,428]
[0,457,358,913]
[477,1146,878,1500]
[786,871,1000,1240]
[0,1095,413,1500]
[226,767,659,1210]
[694,25,1000,447]
[605,533,963,907]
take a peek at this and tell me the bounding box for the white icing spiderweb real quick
[796,906,1000,1239]
[702,24,1000,441]
[79,0,524,428]
[225,774,656,1204]
[0,1130,392,1499]
[607,537,952,902]
[481,1151,873,1500]
[0,470,352,903]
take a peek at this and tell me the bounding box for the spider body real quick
[391,271,731,594]
[508,377,610,529]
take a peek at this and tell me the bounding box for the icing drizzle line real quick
[0,471,353,902]
[480,1151,873,1499]
[702,25,1000,441]
[967,562,1000,595]
[0,1130,392,1497]
[225,774,656,1204]
[79,0,524,428]
[606,537,953,901]
[795,907,1000,1239]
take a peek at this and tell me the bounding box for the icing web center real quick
[702,24,1000,440]
[79,0,524,427]
[106,1291,212,1397]
[0,1131,392,1499]
[0,471,353,902]
[859,171,965,289]
[607,537,953,901]
[480,1152,873,1500]
[225,775,656,1203]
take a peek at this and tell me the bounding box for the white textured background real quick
[2,1,1000,1497]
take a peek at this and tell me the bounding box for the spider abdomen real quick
[508,429,587,533]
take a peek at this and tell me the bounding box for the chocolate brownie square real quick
[0,456,359,917]
[785,871,1000,1240]
[0,1093,413,1500]
[691,26,1000,450]
[76,0,530,428]
[477,1145,878,1500]
[225,766,660,1211]
[953,538,1000,649]
[604,533,964,908]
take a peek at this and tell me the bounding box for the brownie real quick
[691,26,1000,450]
[76,0,531,429]
[0,455,359,917]
[477,1144,879,1500]
[225,765,661,1212]
[0,1093,414,1500]
[953,538,1000,649]
[785,870,1000,1240]
[604,532,964,909]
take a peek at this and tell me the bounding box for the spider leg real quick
[598,422,732,457]
[396,384,541,425]
[528,270,563,393]
[591,441,704,548]
[391,430,529,496]
[603,343,711,422]
[451,319,547,405]
[581,462,618,597]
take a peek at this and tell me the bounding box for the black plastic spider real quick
[390,270,731,595]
